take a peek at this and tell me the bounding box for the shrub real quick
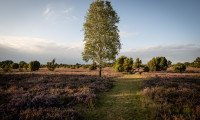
[0,60,13,68]
[173,63,186,72]
[147,57,168,71]
[193,57,200,68]
[76,63,80,69]
[70,65,75,69]
[123,58,133,72]
[82,65,88,69]
[115,64,123,72]
[143,66,149,72]
[11,63,19,69]
[29,61,40,71]
[19,61,27,68]
[24,64,28,70]
[114,56,126,72]
[89,62,97,71]
[46,58,56,71]
[133,58,142,72]
[2,65,10,72]
[167,60,172,67]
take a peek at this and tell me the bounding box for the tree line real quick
[114,56,200,73]
[0,57,199,73]
[0,59,114,72]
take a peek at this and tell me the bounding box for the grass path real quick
[80,75,152,120]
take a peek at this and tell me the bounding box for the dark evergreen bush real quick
[29,61,40,71]
[46,59,56,71]
[115,64,123,72]
[19,61,27,68]
[114,56,126,72]
[123,58,133,72]
[89,62,97,71]
[143,66,149,72]
[11,63,19,69]
[173,63,186,72]
[147,57,168,71]
[2,65,10,72]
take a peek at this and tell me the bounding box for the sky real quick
[0,0,200,64]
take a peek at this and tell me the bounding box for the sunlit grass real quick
[78,74,156,120]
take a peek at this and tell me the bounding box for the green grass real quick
[77,75,157,120]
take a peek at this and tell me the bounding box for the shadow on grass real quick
[78,75,153,120]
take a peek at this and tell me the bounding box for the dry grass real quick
[0,67,124,78]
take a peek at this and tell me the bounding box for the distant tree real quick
[123,58,133,72]
[147,57,168,71]
[114,56,127,72]
[82,0,121,77]
[29,61,40,71]
[46,58,56,71]
[173,63,186,72]
[70,65,75,69]
[194,57,200,68]
[133,58,142,72]
[167,60,172,67]
[24,64,28,70]
[147,57,157,71]
[89,62,97,71]
[75,63,80,69]
[143,66,149,72]
[11,63,19,69]
[0,60,13,68]
[184,62,190,67]
[19,61,27,68]
[2,65,10,72]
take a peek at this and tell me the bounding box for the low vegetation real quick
[46,58,56,71]
[29,61,40,71]
[0,74,113,119]
[173,62,186,72]
[89,62,97,71]
[142,75,200,119]
[114,56,133,72]
[147,56,168,71]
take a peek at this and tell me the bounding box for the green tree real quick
[173,63,186,72]
[19,61,27,68]
[194,57,200,68]
[89,62,97,71]
[123,58,133,72]
[0,60,13,68]
[133,58,142,72]
[29,61,40,71]
[11,63,19,69]
[46,58,56,71]
[184,62,190,67]
[82,0,121,77]
[147,57,168,71]
[114,56,127,72]
[167,60,172,67]
[75,63,80,69]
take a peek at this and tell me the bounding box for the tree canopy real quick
[82,0,121,77]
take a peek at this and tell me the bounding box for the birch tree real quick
[82,0,121,77]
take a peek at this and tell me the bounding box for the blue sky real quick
[0,0,200,64]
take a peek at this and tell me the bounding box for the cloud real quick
[119,31,139,38]
[119,44,200,64]
[62,8,73,14]
[0,36,199,64]
[0,36,84,64]
[43,7,54,19]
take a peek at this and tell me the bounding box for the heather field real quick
[142,74,200,119]
[0,68,120,120]
[0,67,200,120]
